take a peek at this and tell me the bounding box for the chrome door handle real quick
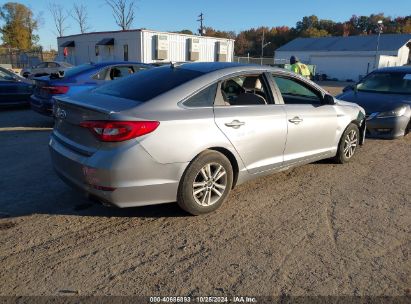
[288,116,303,124]
[225,120,245,129]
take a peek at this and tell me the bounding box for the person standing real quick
[290,56,311,79]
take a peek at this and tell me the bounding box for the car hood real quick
[337,90,411,113]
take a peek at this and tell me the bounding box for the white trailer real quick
[57,29,235,65]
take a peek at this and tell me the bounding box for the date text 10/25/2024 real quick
[149,296,257,303]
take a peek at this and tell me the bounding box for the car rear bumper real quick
[30,95,54,116]
[49,133,188,208]
[366,115,409,139]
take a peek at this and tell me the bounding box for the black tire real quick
[335,123,360,164]
[405,119,410,136]
[177,150,233,215]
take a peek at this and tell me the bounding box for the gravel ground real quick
[0,104,410,297]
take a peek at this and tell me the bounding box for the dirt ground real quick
[0,92,410,297]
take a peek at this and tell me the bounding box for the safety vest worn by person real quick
[291,62,311,78]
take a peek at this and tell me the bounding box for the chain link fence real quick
[0,48,57,69]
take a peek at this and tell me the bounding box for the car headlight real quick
[377,107,406,118]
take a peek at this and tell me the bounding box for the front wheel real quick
[335,123,360,164]
[405,119,410,136]
[177,150,233,215]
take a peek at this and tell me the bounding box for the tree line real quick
[1,1,410,55]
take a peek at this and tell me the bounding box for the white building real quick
[57,29,235,65]
[275,34,411,81]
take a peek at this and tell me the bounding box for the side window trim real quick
[264,72,283,105]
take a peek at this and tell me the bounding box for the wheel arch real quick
[208,147,239,188]
[350,118,366,145]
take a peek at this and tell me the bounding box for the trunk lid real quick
[53,92,142,155]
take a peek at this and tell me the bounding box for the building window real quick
[123,44,128,61]
[95,45,99,57]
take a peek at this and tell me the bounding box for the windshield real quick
[0,67,14,78]
[95,67,205,102]
[62,63,96,78]
[357,72,411,94]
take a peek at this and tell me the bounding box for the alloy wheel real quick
[343,129,358,159]
[192,163,227,206]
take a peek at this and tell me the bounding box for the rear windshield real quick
[62,63,96,78]
[59,62,73,68]
[94,67,205,102]
[357,72,411,94]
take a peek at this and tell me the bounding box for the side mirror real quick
[323,94,335,105]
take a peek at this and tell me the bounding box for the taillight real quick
[41,86,69,94]
[80,120,160,142]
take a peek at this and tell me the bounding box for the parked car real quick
[21,61,73,79]
[0,66,34,107]
[50,62,366,215]
[30,61,152,116]
[337,66,411,139]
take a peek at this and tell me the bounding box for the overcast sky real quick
[6,0,411,50]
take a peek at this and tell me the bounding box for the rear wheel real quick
[177,150,233,215]
[335,123,360,164]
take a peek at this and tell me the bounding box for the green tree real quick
[177,29,194,35]
[0,2,38,49]
[300,27,330,38]
[204,27,236,40]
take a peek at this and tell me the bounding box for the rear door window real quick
[216,73,270,106]
[109,66,134,80]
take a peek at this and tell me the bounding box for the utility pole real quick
[374,20,383,69]
[198,13,205,36]
[261,29,271,65]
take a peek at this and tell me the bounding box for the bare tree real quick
[105,0,136,30]
[49,1,70,37]
[71,3,91,34]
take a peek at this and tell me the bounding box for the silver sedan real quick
[50,63,366,215]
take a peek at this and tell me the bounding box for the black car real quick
[0,67,34,107]
[337,66,411,139]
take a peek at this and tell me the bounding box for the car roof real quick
[177,62,263,73]
[92,61,149,67]
[375,66,411,73]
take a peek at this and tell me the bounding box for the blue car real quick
[0,66,34,107]
[337,66,411,139]
[30,61,152,116]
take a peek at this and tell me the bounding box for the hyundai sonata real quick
[50,63,366,215]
